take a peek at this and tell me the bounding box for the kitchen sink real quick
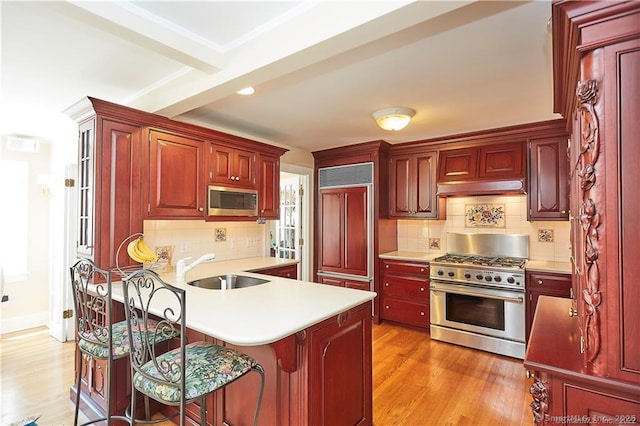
[187,274,269,290]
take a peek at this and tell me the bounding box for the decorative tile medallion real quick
[429,238,441,250]
[215,228,227,242]
[538,229,554,242]
[465,204,506,227]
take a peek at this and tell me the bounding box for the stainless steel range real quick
[429,233,529,359]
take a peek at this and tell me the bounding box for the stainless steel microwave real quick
[207,185,258,217]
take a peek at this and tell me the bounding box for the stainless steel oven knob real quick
[493,276,502,282]
[485,275,493,282]
[464,272,471,279]
[507,276,515,284]
[448,271,455,277]
[476,274,483,280]
[437,270,444,276]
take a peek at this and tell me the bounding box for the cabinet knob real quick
[525,370,534,379]
[420,312,425,316]
[385,264,389,268]
[385,282,389,287]
[420,268,425,272]
[420,287,425,292]
[537,279,543,285]
[385,305,389,309]
[561,210,567,214]
[569,307,578,317]
[199,207,204,212]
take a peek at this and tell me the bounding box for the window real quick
[0,160,29,281]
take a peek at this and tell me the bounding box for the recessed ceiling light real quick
[237,87,255,95]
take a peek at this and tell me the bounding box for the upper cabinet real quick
[147,129,205,219]
[66,97,287,271]
[527,136,569,220]
[257,153,280,219]
[389,149,444,219]
[207,142,256,189]
[436,141,526,196]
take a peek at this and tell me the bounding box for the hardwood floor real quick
[1,324,532,425]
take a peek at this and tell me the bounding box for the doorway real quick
[269,168,311,281]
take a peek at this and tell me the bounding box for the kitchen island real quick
[74,258,375,426]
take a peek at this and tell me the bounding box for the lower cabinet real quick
[75,301,373,426]
[318,275,370,291]
[525,270,571,342]
[380,259,430,329]
[255,264,298,279]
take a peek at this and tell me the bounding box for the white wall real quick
[397,195,571,262]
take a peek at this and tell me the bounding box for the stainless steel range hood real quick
[436,178,526,197]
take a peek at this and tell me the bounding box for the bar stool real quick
[70,258,130,426]
[121,269,265,426]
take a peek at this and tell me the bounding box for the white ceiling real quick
[0,1,560,153]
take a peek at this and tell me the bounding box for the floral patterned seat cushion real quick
[133,341,258,403]
[78,320,162,359]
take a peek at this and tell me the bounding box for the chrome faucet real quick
[176,253,216,284]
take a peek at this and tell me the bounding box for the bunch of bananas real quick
[127,237,159,263]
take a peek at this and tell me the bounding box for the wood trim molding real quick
[529,376,549,425]
[575,79,602,364]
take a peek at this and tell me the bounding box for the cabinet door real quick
[309,305,372,426]
[258,153,280,219]
[389,155,412,217]
[528,137,569,220]
[209,144,255,188]
[343,187,368,276]
[148,130,204,218]
[77,119,96,258]
[478,141,525,179]
[318,187,368,276]
[414,151,439,218]
[438,147,479,182]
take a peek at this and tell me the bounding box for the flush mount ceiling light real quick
[373,106,416,131]
[236,86,255,95]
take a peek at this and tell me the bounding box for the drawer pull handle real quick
[537,279,543,285]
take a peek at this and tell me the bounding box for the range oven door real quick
[429,280,525,343]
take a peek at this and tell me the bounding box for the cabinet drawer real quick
[382,276,429,301]
[527,272,571,293]
[381,298,429,328]
[381,260,429,276]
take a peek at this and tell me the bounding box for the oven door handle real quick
[430,284,524,304]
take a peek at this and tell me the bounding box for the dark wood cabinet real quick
[156,302,372,426]
[308,303,372,426]
[389,150,444,219]
[313,141,398,324]
[525,3,640,422]
[257,264,298,279]
[438,142,525,182]
[317,186,368,277]
[147,129,205,218]
[380,259,429,329]
[317,275,370,291]
[208,142,256,189]
[528,136,569,220]
[257,153,280,219]
[72,110,143,272]
[525,270,571,342]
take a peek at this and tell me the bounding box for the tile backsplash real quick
[143,220,269,266]
[397,195,571,262]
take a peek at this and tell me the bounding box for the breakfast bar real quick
[74,258,375,426]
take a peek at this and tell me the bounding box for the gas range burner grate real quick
[433,254,527,269]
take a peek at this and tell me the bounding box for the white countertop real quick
[379,251,441,262]
[525,260,572,274]
[114,257,375,347]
